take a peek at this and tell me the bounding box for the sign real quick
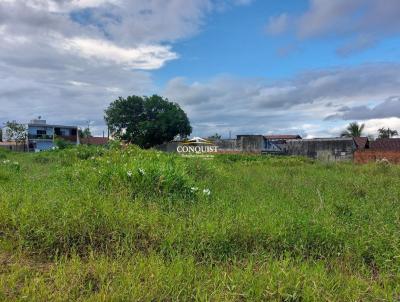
[177,137,218,154]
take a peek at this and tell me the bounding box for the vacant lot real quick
[0,146,400,301]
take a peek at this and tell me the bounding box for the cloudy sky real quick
[1,0,400,138]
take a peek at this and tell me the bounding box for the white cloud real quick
[0,0,254,135]
[363,118,400,138]
[61,38,178,69]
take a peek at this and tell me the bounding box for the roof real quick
[80,137,109,145]
[370,138,400,151]
[353,137,369,149]
[264,135,302,140]
[289,137,354,142]
[187,137,209,142]
[28,123,77,129]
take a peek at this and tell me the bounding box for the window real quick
[37,130,47,135]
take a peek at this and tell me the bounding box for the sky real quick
[1,0,400,138]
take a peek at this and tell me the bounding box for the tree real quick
[79,127,92,138]
[208,133,222,140]
[378,127,398,139]
[105,95,192,148]
[0,128,2,142]
[5,121,27,143]
[341,122,365,137]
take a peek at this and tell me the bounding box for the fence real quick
[354,150,400,164]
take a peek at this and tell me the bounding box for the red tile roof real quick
[353,137,369,149]
[370,138,400,151]
[264,135,302,140]
[80,137,109,145]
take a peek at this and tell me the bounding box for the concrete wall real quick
[0,142,27,152]
[155,139,239,153]
[212,139,238,152]
[287,138,355,161]
[154,141,181,153]
[155,136,358,161]
[354,150,400,164]
[237,135,264,153]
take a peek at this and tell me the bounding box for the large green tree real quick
[341,122,365,137]
[105,95,192,148]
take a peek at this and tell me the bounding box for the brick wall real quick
[354,150,400,164]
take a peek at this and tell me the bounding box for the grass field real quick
[1,145,400,301]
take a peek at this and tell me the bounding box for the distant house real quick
[1,119,79,152]
[27,119,79,151]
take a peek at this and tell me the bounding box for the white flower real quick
[12,161,19,166]
[138,168,146,175]
[127,170,133,177]
[90,156,95,160]
[2,160,10,164]
[191,187,199,193]
[203,188,211,196]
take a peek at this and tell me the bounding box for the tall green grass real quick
[1,145,400,300]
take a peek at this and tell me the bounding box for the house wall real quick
[1,127,8,141]
[35,141,55,151]
[28,126,54,138]
[354,150,400,164]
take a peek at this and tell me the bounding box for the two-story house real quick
[27,119,79,151]
[1,119,79,152]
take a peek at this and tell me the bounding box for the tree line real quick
[341,122,398,139]
[1,97,398,146]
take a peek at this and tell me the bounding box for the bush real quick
[54,138,72,150]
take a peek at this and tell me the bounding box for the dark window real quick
[71,129,77,136]
[37,130,46,135]
[54,128,61,135]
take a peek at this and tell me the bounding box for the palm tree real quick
[341,122,365,137]
[378,127,398,139]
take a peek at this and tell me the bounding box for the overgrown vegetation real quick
[1,146,400,300]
